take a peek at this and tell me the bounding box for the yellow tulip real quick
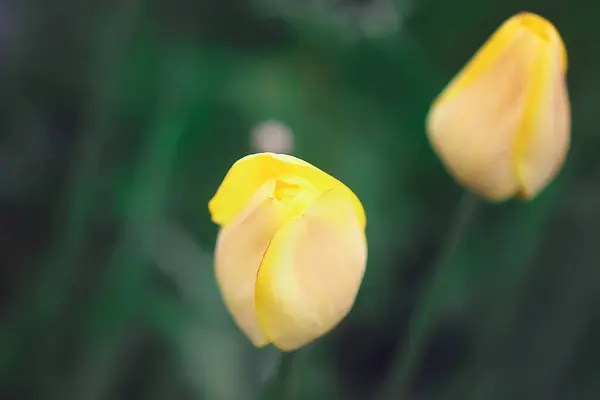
[426,12,570,201]
[208,153,367,351]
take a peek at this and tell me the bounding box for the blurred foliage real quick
[1,0,600,399]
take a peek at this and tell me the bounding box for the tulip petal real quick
[514,21,570,199]
[426,13,568,201]
[208,153,366,229]
[433,13,566,106]
[254,189,367,351]
[214,180,284,346]
[427,21,543,201]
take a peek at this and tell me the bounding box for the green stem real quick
[378,191,480,400]
[283,352,297,400]
[263,351,297,400]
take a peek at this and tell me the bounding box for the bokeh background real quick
[2,0,600,399]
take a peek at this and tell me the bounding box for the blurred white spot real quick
[255,0,411,40]
[250,120,295,154]
[352,0,402,38]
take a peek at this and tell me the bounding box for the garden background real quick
[1,0,600,399]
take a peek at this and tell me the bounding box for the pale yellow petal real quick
[426,15,550,201]
[515,18,570,199]
[214,180,282,347]
[208,153,366,229]
[254,189,367,351]
[214,175,323,346]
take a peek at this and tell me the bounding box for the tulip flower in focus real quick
[208,153,367,351]
[426,12,570,201]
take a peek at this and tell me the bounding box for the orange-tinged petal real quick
[254,189,367,351]
[208,153,366,229]
[435,13,566,107]
[514,17,570,199]
[427,28,535,200]
[426,12,569,201]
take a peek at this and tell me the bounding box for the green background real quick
[1,0,599,399]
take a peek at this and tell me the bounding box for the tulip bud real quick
[209,153,367,351]
[426,12,570,201]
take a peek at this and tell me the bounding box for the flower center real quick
[273,179,301,201]
[271,176,321,220]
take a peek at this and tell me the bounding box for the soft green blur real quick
[1,1,599,399]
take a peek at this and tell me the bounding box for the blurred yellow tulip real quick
[208,153,367,351]
[426,12,570,201]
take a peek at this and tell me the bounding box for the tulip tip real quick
[513,11,561,45]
